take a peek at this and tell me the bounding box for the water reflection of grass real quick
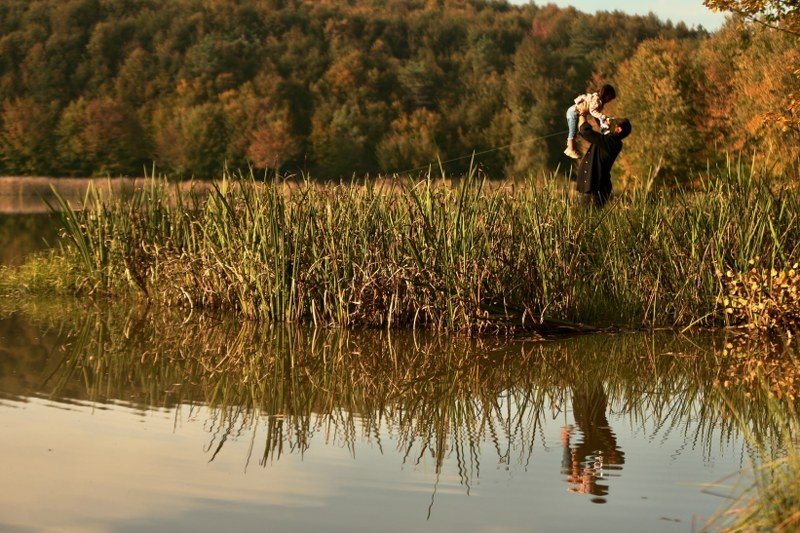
[14,303,787,465]
[5,300,799,524]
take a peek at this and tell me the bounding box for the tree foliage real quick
[704,1,800,34]
[704,1,800,137]
[614,39,702,183]
[0,0,795,182]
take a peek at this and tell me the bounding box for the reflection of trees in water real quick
[1,303,795,498]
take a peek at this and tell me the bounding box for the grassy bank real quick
[708,400,800,532]
[728,442,800,531]
[5,158,800,331]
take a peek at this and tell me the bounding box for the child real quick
[564,84,616,159]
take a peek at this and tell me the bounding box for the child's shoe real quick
[563,147,580,159]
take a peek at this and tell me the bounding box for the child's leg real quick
[564,106,580,158]
[566,105,578,148]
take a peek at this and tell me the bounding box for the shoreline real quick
[0,176,216,214]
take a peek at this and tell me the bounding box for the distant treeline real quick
[0,0,797,181]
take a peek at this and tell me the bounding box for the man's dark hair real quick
[598,84,616,102]
[616,118,632,139]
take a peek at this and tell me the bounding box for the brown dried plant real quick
[718,260,800,400]
[722,261,800,334]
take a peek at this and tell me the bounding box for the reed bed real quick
[742,455,800,532]
[26,157,800,331]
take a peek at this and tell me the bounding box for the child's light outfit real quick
[566,92,610,140]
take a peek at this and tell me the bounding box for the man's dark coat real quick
[575,121,624,196]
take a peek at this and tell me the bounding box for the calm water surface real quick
[0,213,774,532]
[0,302,769,533]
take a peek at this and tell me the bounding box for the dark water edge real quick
[0,299,789,532]
[0,181,212,266]
[0,212,61,266]
[0,176,207,214]
[0,176,126,214]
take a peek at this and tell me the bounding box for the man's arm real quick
[579,120,607,145]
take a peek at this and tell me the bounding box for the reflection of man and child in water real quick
[560,379,625,504]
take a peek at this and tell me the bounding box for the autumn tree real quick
[309,45,390,176]
[246,119,301,173]
[0,97,60,175]
[439,34,514,176]
[376,109,442,172]
[0,0,703,178]
[56,97,148,176]
[697,20,800,173]
[703,1,800,35]
[114,47,159,108]
[309,101,385,178]
[705,1,800,133]
[506,34,558,176]
[614,38,703,184]
[154,102,230,179]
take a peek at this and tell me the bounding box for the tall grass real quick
[40,157,800,331]
[707,398,800,532]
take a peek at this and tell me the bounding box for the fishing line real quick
[386,129,570,177]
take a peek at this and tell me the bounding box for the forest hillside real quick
[0,0,797,182]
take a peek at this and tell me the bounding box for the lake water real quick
[0,211,778,532]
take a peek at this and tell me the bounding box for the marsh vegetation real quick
[0,158,787,335]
